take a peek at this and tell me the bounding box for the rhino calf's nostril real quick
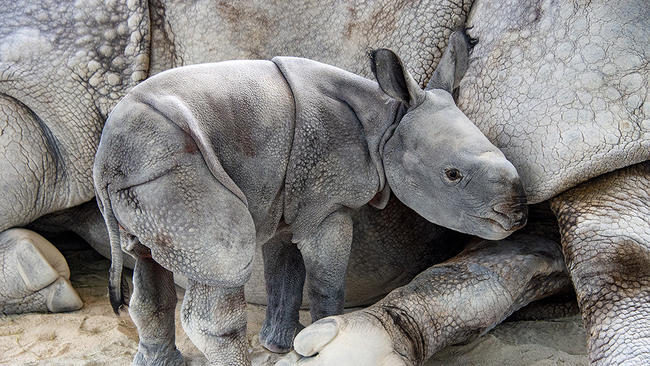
[493,202,528,231]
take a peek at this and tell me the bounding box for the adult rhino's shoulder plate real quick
[460,0,649,203]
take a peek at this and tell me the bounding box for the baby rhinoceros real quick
[93,31,527,366]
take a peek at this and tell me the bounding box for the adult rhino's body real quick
[0,0,647,365]
[293,1,649,365]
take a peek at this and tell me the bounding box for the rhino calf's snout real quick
[492,199,528,231]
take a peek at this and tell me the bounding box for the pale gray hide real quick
[290,1,649,365]
[93,46,526,364]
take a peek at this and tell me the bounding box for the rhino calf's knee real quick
[93,30,526,365]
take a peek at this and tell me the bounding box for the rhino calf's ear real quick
[426,30,474,94]
[370,49,424,107]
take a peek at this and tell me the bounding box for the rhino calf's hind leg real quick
[181,280,249,366]
[551,161,650,365]
[259,232,306,353]
[129,251,184,366]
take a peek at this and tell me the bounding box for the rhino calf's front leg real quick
[263,210,353,354]
[298,210,353,322]
[291,233,570,365]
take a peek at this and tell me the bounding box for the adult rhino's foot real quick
[287,310,413,366]
[0,228,83,314]
[260,319,304,353]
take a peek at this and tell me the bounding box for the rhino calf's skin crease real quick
[92,31,527,365]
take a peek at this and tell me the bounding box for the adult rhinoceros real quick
[0,0,647,365]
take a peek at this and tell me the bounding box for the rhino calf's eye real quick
[445,168,463,182]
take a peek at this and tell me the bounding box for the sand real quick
[0,248,588,366]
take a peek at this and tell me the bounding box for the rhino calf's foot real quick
[551,161,650,365]
[259,320,305,354]
[260,233,306,353]
[0,228,82,314]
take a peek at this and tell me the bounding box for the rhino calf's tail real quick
[95,185,129,315]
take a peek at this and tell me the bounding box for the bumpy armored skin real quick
[0,0,150,312]
[460,0,648,204]
[295,0,648,364]
[551,162,650,365]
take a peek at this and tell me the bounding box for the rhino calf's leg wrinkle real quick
[551,161,650,365]
[293,234,570,365]
[260,232,306,353]
[129,255,183,366]
[298,210,353,322]
[181,280,248,365]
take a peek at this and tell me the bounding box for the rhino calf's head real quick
[374,31,527,240]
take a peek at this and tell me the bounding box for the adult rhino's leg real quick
[289,233,570,366]
[129,248,184,366]
[550,161,650,365]
[0,95,82,314]
[259,231,306,353]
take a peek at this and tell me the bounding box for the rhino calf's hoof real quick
[259,320,304,353]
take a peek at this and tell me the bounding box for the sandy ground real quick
[0,248,588,366]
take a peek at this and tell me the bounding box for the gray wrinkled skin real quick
[147,0,472,84]
[92,33,525,363]
[460,0,649,204]
[0,0,150,314]
[0,0,474,317]
[1,0,647,364]
[294,1,649,365]
[550,161,650,365]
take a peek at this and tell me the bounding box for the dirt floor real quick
[0,248,588,366]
